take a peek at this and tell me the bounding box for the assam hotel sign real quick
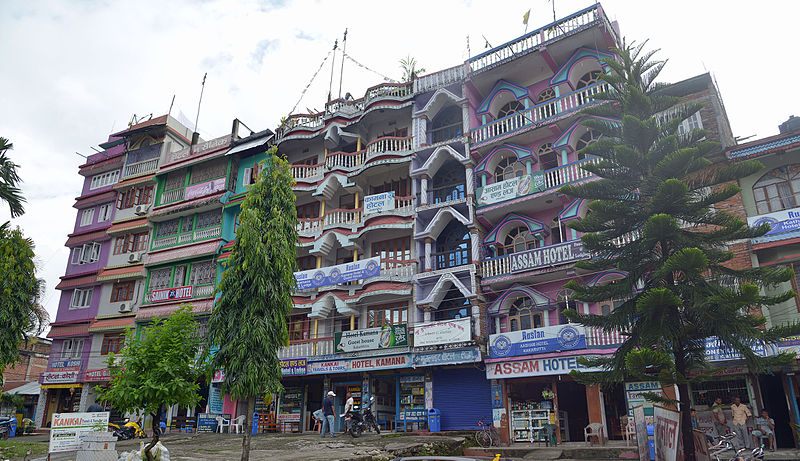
[508,240,588,273]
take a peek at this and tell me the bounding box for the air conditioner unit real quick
[118,303,132,313]
[128,252,142,263]
[134,204,150,216]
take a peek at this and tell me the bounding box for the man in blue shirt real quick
[321,390,336,438]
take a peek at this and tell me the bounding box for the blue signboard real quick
[748,207,800,236]
[488,324,586,358]
[294,257,381,290]
[704,337,776,362]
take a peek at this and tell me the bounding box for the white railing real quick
[194,226,222,241]
[177,233,193,244]
[611,230,640,247]
[467,4,602,73]
[365,136,412,156]
[160,188,184,205]
[291,163,323,181]
[296,218,322,235]
[122,158,159,178]
[541,156,601,190]
[325,150,365,170]
[323,208,362,227]
[394,195,414,212]
[152,226,221,250]
[283,114,324,131]
[152,235,177,249]
[194,284,215,297]
[470,82,608,145]
[382,263,417,279]
[364,83,412,104]
[414,64,469,93]
[586,327,625,347]
[325,98,365,115]
[277,338,334,359]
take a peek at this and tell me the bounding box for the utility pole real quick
[338,29,348,100]
[328,39,338,102]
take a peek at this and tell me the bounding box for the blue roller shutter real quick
[432,367,492,431]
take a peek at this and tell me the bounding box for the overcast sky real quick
[2,0,799,329]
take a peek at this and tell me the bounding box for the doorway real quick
[557,380,588,442]
[759,374,794,448]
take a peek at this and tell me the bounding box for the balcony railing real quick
[295,195,414,234]
[152,225,222,250]
[586,327,625,348]
[297,218,322,236]
[434,247,470,271]
[413,64,469,94]
[419,184,466,207]
[364,82,412,104]
[470,82,608,146]
[160,188,184,205]
[324,136,413,172]
[277,337,334,359]
[467,4,609,74]
[325,150,365,170]
[122,158,159,179]
[481,239,588,279]
[291,163,324,182]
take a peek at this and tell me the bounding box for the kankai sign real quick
[507,240,588,273]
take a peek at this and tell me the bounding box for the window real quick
[599,299,625,316]
[233,214,241,234]
[101,334,124,355]
[371,178,410,197]
[537,88,556,103]
[117,186,153,209]
[297,202,320,220]
[372,237,412,269]
[494,156,525,182]
[430,160,466,204]
[690,379,749,408]
[435,221,470,270]
[98,204,112,222]
[80,208,95,226]
[154,218,180,239]
[678,111,703,136]
[196,210,222,229]
[149,268,171,291]
[497,100,525,119]
[367,303,408,328]
[508,297,542,331]
[189,158,227,185]
[753,165,800,214]
[339,194,355,209]
[164,170,186,191]
[113,232,148,254]
[110,281,135,302]
[174,264,187,287]
[71,242,101,265]
[435,286,470,321]
[189,260,215,286]
[89,170,120,190]
[575,71,602,89]
[498,225,539,256]
[297,256,316,271]
[60,339,84,359]
[430,106,463,144]
[288,314,310,341]
[538,143,559,171]
[575,129,601,160]
[70,288,93,309]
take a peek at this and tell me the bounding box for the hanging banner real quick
[748,206,800,236]
[335,324,408,352]
[363,191,395,215]
[477,173,545,206]
[184,177,227,200]
[411,347,482,367]
[413,318,471,347]
[42,370,82,384]
[308,354,411,374]
[704,337,776,361]
[294,256,381,289]
[84,369,112,382]
[489,324,587,358]
[49,412,110,453]
[50,360,82,372]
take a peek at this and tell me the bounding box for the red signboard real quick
[84,369,112,381]
[149,286,193,303]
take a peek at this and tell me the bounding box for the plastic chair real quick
[623,418,636,446]
[231,415,245,434]
[584,423,605,446]
[215,416,231,433]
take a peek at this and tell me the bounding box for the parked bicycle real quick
[475,417,499,448]
[710,433,764,461]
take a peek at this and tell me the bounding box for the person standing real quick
[321,390,336,438]
[711,396,728,438]
[730,396,753,449]
[342,391,354,433]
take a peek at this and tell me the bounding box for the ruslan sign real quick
[335,324,408,352]
[489,324,586,358]
[294,256,381,290]
[508,240,588,273]
[413,318,471,347]
[748,206,800,236]
[477,173,545,206]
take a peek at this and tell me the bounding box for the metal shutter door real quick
[432,367,492,431]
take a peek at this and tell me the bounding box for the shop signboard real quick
[633,406,649,461]
[208,384,223,414]
[212,370,226,383]
[280,358,307,376]
[42,370,81,384]
[413,318,471,347]
[400,408,427,422]
[477,174,545,207]
[363,191,395,215]
[308,359,348,374]
[197,413,217,433]
[50,360,82,372]
[654,406,681,461]
[485,354,603,379]
[693,429,711,461]
[411,347,481,367]
[334,323,408,352]
[489,324,586,358]
[747,205,800,236]
[185,177,226,200]
[294,256,381,290]
[625,381,663,415]
[308,354,410,374]
[84,368,111,381]
[704,337,775,361]
[49,412,110,453]
[149,285,193,303]
[506,240,588,274]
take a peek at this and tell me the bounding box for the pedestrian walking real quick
[730,396,752,449]
[321,390,336,438]
[711,396,728,437]
[341,391,354,433]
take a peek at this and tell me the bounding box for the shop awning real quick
[41,383,82,389]
[96,265,145,281]
[135,299,213,320]
[7,381,40,395]
[47,323,90,338]
[114,173,156,190]
[55,274,98,290]
[65,230,110,247]
[89,316,135,332]
[107,218,150,235]
[73,191,117,209]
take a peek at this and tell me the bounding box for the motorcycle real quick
[346,396,380,437]
[0,417,14,440]
[109,418,147,440]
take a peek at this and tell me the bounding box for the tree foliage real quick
[0,137,26,218]
[0,226,48,385]
[560,40,800,460]
[400,55,426,82]
[206,147,298,461]
[95,306,205,460]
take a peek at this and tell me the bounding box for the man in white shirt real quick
[342,391,354,433]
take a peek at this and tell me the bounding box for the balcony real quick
[413,64,469,94]
[433,247,470,271]
[122,158,159,179]
[158,177,228,207]
[470,82,608,147]
[291,163,324,182]
[586,327,625,348]
[277,337,334,359]
[476,156,600,210]
[467,4,615,74]
[295,195,415,236]
[418,184,466,209]
[481,239,588,279]
[151,225,222,250]
[364,82,412,105]
[144,283,215,304]
[324,136,413,172]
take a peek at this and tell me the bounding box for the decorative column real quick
[423,306,432,323]
[471,303,481,337]
[424,238,433,272]
[465,164,475,198]
[420,175,429,206]
[470,228,480,265]
[542,309,551,327]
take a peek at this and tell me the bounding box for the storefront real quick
[83,368,125,424]
[40,358,86,427]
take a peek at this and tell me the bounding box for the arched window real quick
[508,297,543,331]
[494,155,526,182]
[431,160,466,204]
[538,143,559,171]
[576,70,602,89]
[753,165,800,214]
[435,221,470,270]
[431,106,463,144]
[575,129,601,160]
[537,88,556,103]
[498,100,525,119]
[498,225,539,256]
[435,286,470,321]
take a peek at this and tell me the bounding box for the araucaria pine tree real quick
[561,41,800,460]
[206,147,299,461]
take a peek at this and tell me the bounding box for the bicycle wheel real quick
[476,429,492,448]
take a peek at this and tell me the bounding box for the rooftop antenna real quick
[551,0,556,22]
[194,73,207,138]
[338,28,348,100]
[328,39,338,102]
[74,152,87,159]
[167,94,175,117]
[90,146,101,153]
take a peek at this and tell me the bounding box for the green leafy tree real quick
[206,147,299,461]
[95,306,206,461]
[0,226,48,386]
[560,41,800,460]
[400,55,425,82]
[0,137,26,218]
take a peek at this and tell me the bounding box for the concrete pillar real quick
[471,304,481,337]
[34,388,47,429]
[357,137,361,151]
[470,228,480,265]
[465,165,475,198]
[79,383,90,412]
[424,238,433,271]
[423,308,432,323]
[542,309,551,327]
[586,385,606,444]
[350,315,355,331]
[420,175,429,205]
